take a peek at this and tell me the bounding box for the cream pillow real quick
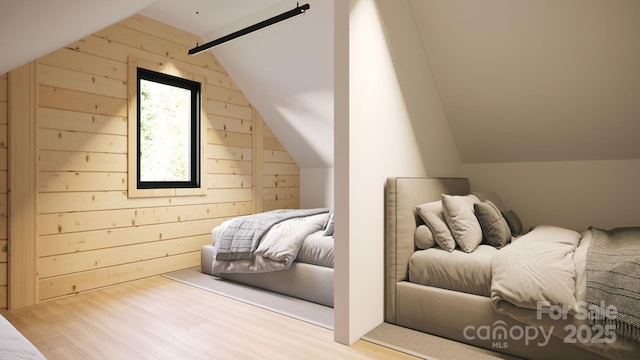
[414,225,436,249]
[441,194,483,253]
[415,201,456,252]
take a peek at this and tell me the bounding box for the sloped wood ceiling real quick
[409,0,640,163]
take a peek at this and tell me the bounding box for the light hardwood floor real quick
[1,276,418,360]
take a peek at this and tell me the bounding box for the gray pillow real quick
[474,201,511,249]
[502,209,523,236]
[472,191,508,213]
[414,225,436,250]
[415,201,456,252]
[441,194,483,253]
[323,208,334,236]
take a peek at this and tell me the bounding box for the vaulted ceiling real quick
[408,0,640,163]
[1,0,638,168]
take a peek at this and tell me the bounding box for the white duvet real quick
[491,225,639,360]
[211,213,327,274]
[0,315,46,360]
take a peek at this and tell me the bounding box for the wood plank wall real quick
[0,73,7,309]
[260,112,300,211]
[24,15,299,302]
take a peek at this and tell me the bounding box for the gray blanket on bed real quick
[214,208,329,261]
[586,226,640,342]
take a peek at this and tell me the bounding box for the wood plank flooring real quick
[1,276,418,360]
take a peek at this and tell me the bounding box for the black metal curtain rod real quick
[188,3,311,55]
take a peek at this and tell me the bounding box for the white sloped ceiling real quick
[408,0,640,164]
[0,0,158,75]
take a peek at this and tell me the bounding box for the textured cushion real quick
[474,201,511,249]
[502,209,523,236]
[441,194,482,253]
[323,206,333,230]
[414,225,436,250]
[323,208,335,236]
[415,201,456,252]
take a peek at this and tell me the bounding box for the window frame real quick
[127,57,207,198]
[136,68,201,190]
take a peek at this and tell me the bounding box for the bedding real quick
[211,209,329,274]
[202,207,335,307]
[0,315,46,360]
[295,229,334,268]
[491,225,640,359]
[385,177,640,360]
[409,244,498,297]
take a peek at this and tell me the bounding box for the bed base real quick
[201,245,334,307]
[385,177,607,360]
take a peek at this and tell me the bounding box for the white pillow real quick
[441,194,482,253]
[415,201,456,252]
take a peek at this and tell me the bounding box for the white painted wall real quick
[300,167,334,208]
[464,160,640,231]
[334,0,462,344]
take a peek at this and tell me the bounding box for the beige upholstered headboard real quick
[384,177,470,323]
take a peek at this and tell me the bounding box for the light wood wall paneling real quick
[0,262,6,286]
[39,234,210,279]
[208,144,252,162]
[264,175,301,188]
[40,48,127,82]
[39,172,127,193]
[38,252,201,300]
[263,199,300,211]
[207,128,252,148]
[39,218,228,257]
[207,159,252,176]
[0,149,6,170]
[0,103,6,126]
[0,73,5,309]
[263,150,295,164]
[39,188,252,214]
[39,201,252,237]
[0,286,5,309]
[8,61,38,308]
[0,76,7,101]
[40,86,127,117]
[39,108,127,136]
[0,240,6,262]
[206,99,252,121]
[39,151,127,172]
[39,128,127,154]
[208,115,252,134]
[207,174,252,189]
[263,136,287,152]
[207,86,250,107]
[263,187,300,202]
[264,163,300,176]
[39,64,127,99]
[252,108,264,213]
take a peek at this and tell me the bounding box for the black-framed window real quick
[136,68,201,189]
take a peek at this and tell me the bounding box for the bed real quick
[201,207,335,307]
[384,177,639,360]
[0,314,46,359]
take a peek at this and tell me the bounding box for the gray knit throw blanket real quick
[586,226,640,342]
